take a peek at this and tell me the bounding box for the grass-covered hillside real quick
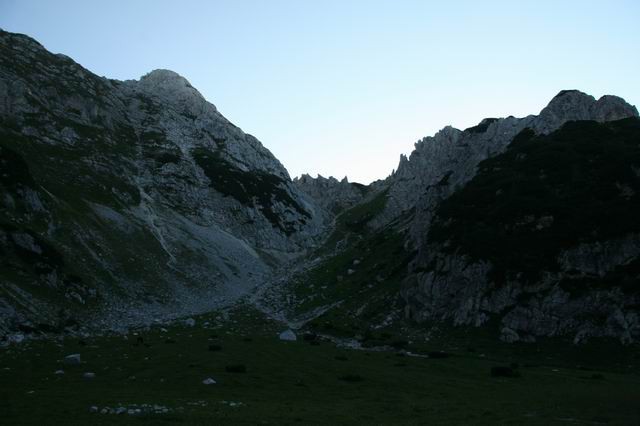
[281,189,416,338]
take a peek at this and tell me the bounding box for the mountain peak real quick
[544,89,596,116]
[134,68,214,114]
[140,69,190,85]
[536,89,637,133]
[137,69,199,96]
[593,94,639,121]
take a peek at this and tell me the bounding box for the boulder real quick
[500,327,520,343]
[8,334,25,344]
[279,329,297,341]
[202,377,216,385]
[63,354,81,365]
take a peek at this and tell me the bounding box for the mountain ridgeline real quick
[1,29,639,344]
[0,29,331,333]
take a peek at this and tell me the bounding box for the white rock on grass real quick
[202,377,216,385]
[54,370,65,375]
[184,318,196,327]
[9,334,25,344]
[500,327,520,343]
[63,354,81,365]
[279,329,297,341]
[83,372,96,379]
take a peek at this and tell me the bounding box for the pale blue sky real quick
[1,1,639,183]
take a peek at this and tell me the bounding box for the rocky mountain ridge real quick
[293,174,367,214]
[277,91,640,344]
[0,29,334,335]
[402,117,640,343]
[379,90,639,232]
[369,91,639,343]
[2,28,639,345]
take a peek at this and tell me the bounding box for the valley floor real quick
[1,304,639,425]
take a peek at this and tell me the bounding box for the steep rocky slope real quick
[2,28,639,345]
[280,91,640,344]
[378,92,639,343]
[0,30,329,335]
[404,118,640,343]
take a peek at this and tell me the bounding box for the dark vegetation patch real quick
[558,257,640,296]
[0,223,64,272]
[429,118,640,284]
[0,222,90,307]
[338,374,364,382]
[0,145,36,191]
[225,364,247,373]
[150,151,182,165]
[303,229,413,338]
[359,330,409,349]
[464,118,499,134]
[351,182,368,195]
[428,351,452,359]
[490,366,520,378]
[337,190,388,234]
[322,189,389,250]
[192,147,309,235]
[140,130,167,144]
[436,170,454,187]
[140,131,182,166]
[1,123,141,209]
[302,332,319,343]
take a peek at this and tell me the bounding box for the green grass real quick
[1,305,638,425]
[321,189,389,251]
[294,230,411,336]
[0,126,183,323]
[286,187,414,337]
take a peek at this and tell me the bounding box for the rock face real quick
[293,174,366,215]
[0,29,331,335]
[379,90,639,234]
[389,98,640,342]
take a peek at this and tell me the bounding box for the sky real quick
[1,1,639,184]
